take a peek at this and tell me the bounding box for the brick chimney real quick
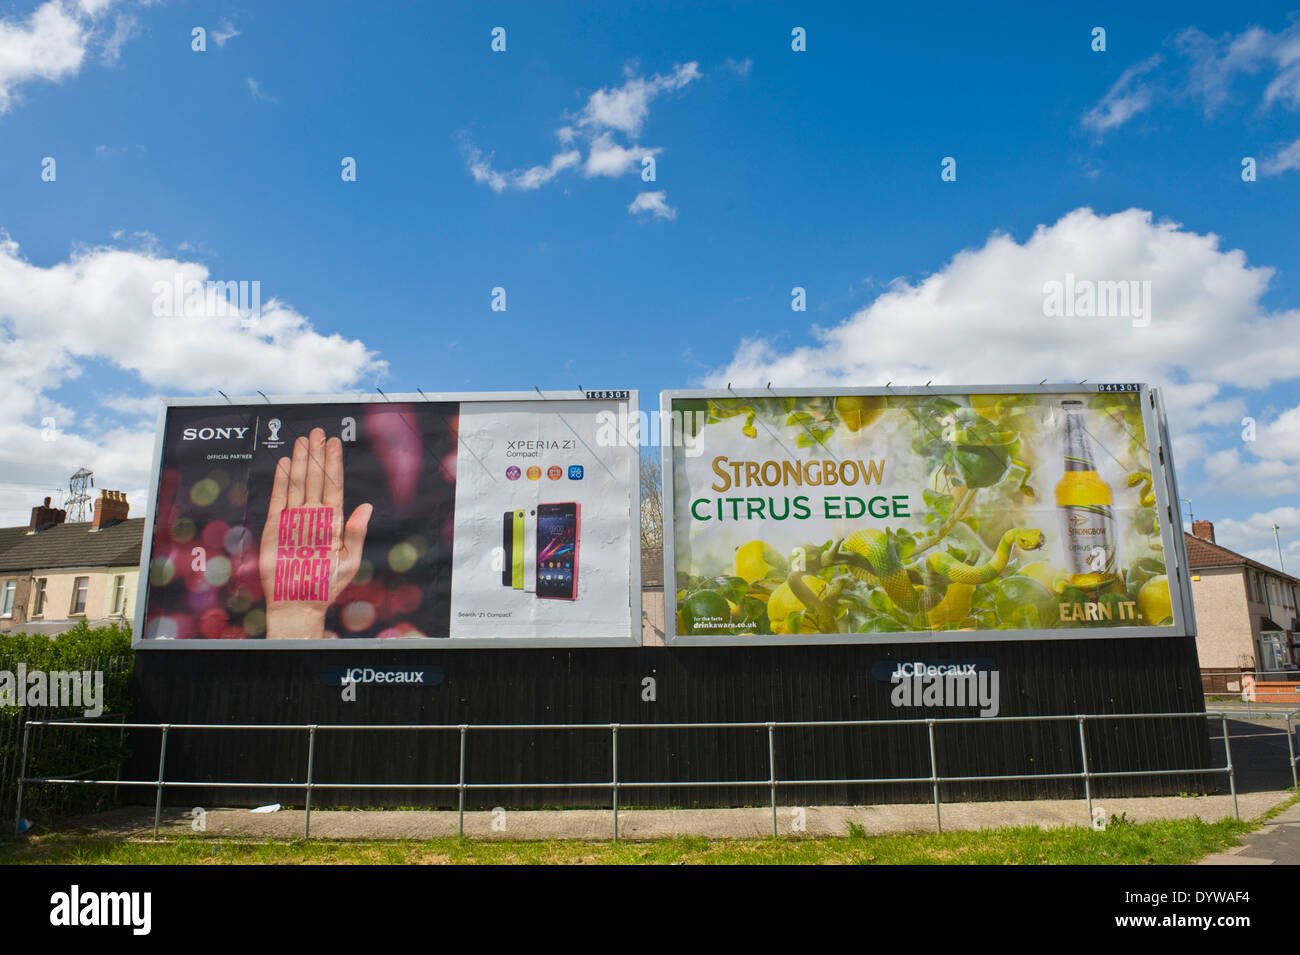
[1191,520,1215,544]
[28,497,67,532]
[92,489,130,529]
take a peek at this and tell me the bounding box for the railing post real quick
[14,719,32,836]
[153,725,170,838]
[1287,713,1297,791]
[1221,713,1239,820]
[926,719,941,834]
[304,725,317,840]
[1077,716,1092,825]
[611,724,619,842]
[767,723,777,838]
[457,725,467,837]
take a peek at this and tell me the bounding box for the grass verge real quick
[0,813,1259,865]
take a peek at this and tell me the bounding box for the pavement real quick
[1205,701,1300,717]
[1199,799,1300,865]
[60,789,1286,843]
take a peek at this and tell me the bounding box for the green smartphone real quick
[511,508,525,589]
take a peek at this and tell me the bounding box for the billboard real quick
[662,385,1193,645]
[134,391,640,648]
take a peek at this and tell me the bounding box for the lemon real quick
[768,576,827,634]
[835,395,887,433]
[970,395,1002,420]
[1019,561,1066,595]
[734,540,781,583]
[995,576,1058,628]
[1137,575,1172,626]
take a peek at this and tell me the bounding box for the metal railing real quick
[14,709,1300,840]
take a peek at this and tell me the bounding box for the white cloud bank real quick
[0,0,137,115]
[706,207,1300,564]
[0,233,385,524]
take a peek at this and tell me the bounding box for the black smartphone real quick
[501,511,514,587]
[536,502,579,600]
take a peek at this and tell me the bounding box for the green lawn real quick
[0,814,1256,865]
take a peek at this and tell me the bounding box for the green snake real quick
[1127,471,1161,548]
[1127,472,1155,507]
[839,526,1046,612]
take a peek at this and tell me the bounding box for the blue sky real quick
[0,0,1298,568]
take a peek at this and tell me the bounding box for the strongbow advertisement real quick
[665,387,1188,644]
[137,393,638,645]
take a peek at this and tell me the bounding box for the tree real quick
[640,454,663,550]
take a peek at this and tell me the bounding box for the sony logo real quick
[182,427,250,440]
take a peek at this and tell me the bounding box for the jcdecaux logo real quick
[321,666,444,686]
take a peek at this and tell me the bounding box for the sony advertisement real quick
[135,392,639,646]
[663,385,1193,645]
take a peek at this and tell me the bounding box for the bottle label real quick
[1060,505,1116,577]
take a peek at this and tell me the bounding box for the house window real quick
[70,577,89,615]
[32,578,46,616]
[1262,632,1288,671]
[0,580,14,617]
[111,575,126,614]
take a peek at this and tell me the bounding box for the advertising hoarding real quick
[662,385,1193,645]
[134,391,640,648]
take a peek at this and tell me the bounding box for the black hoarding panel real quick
[128,636,1213,809]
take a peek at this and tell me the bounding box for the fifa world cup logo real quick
[267,418,282,442]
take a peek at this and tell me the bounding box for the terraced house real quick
[1187,520,1300,691]
[0,491,143,636]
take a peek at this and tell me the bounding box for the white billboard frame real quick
[133,390,642,650]
[660,383,1194,646]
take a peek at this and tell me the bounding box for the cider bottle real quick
[1055,400,1117,589]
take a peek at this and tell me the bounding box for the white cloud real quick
[1262,137,1300,176]
[1081,55,1163,134]
[1200,399,1300,498]
[0,1,90,114]
[247,77,276,103]
[0,0,141,115]
[628,190,676,220]
[723,57,752,77]
[0,232,386,524]
[98,9,138,65]
[1214,506,1300,574]
[585,134,658,178]
[463,143,581,192]
[1177,19,1300,114]
[705,207,1300,494]
[212,19,240,47]
[99,392,162,417]
[1086,17,1300,135]
[460,61,700,196]
[573,62,700,137]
